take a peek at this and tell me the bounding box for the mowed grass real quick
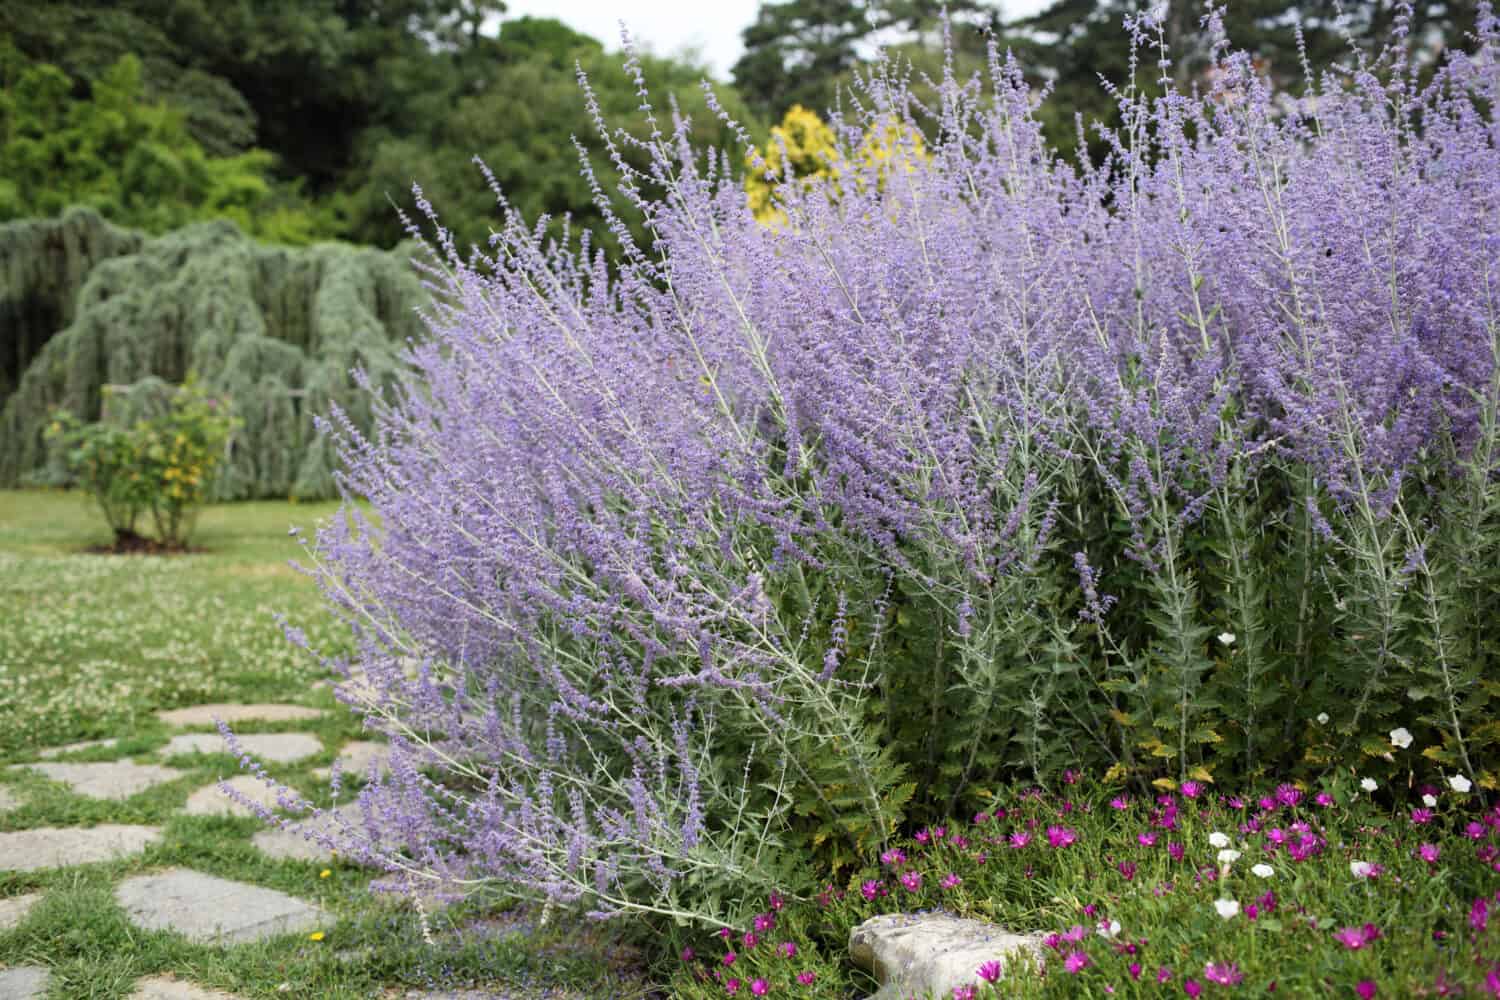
[0,489,645,998]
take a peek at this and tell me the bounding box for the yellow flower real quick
[308,931,325,941]
[319,869,331,879]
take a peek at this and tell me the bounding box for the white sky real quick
[499,1,1051,80]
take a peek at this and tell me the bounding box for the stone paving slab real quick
[128,974,245,999]
[0,893,44,932]
[9,761,183,800]
[0,825,162,873]
[312,741,390,781]
[0,966,49,998]
[182,775,287,818]
[156,704,324,727]
[116,868,324,945]
[37,737,120,759]
[0,786,18,814]
[251,801,372,862]
[164,732,321,764]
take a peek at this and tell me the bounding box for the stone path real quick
[0,893,43,932]
[182,775,288,818]
[128,974,245,999]
[0,965,49,998]
[116,868,325,945]
[165,732,321,764]
[312,741,390,781]
[0,786,18,814]
[251,801,363,862]
[0,825,161,873]
[10,761,183,800]
[156,704,324,726]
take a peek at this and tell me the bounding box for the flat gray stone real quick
[156,703,325,727]
[0,825,161,873]
[0,893,44,932]
[0,966,49,998]
[0,787,18,813]
[311,741,390,781]
[128,975,245,999]
[37,737,119,759]
[252,801,411,864]
[850,912,1045,1000]
[9,761,183,800]
[182,775,287,818]
[164,732,321,764]
[115,868,325,945]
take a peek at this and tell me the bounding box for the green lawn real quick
[0,490,646,998]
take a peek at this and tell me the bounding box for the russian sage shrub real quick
[294,9,1500,926]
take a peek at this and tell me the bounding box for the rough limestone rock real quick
[37,737,119,759]
[10,760,182,800]
[849,912,1045,1000]
[115,868,324,944]
[182,775,288,818]
[311,741,390,782]
[0,825,161,873]
[128,974,245,999]
[0,966,50,998]
[0,892,44,931]
[156,704,324,727]
[164,732,321,764]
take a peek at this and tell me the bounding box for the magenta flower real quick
[973,811,991,824]
[1356,981,1377,999]
[1047,826,1078,848]
[750,979,769,997]
[1418,843,1441,864]
[881,848,907,867]
[941,873,962,890]
[778,941,796,959]
[1064,951,1090,973]
[742,932,759,949]
[795,972,815,986]
[1158,967,1173,984]
[900,870,923,892]
[1063,769,1080,784]
[725,979,740,995]
[861,880,882,901]
[1010,831,1031,849]
[1111,796,1131,810]
[1181,781,1203,799]
[953,987,976,1000]
[1472,898,1490,933]
[1129,962,1142,980]
[1184,978,1203,997]
[1204,962,1244,986]
[1275,784,1302,808]
[932,826,947,840]
[1466,822,1486,840]
[769,891,784,912]
[915,829,931,844]
[1316,792,1335,807]
[1139,831,1159,847]
[1169,841,1186,862]
[1118,861,1138,880]
[681,947,695,962]
[977,960,1003,983]
[723,951,737,966]
[753,911,775,932]
[1411,808,1435,825]
[1333,927,1371,950]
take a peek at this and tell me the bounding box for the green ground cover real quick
[0,489,645,998]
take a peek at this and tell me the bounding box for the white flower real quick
[1389,727,1413,749]
[1360,777,1378,792]
[1316,712,1330,725]
[1208,831,1231,849]
[1422,793,1438,808]
[1098,919,1122,939]
[1214,899,1240,919]
[1251,863,1274,878]
[1217,849,1242,865]
[1217,632,1236,646]
[1350,861,1375,878]
[1449,774,1472,794]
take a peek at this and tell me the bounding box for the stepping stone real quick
[0,825,161,873]
[0,966,49,998]
[9,761,183,801]
[182,775,288,818]
[164,732,321,764]
[849,912,1045,1000]
[128,974,245,999]
[0,786,18,813]
[0,893,44,931]
[157,704,324,727]
[115,868,325,945]
[37,737,119,759]
[312,741,390,781]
